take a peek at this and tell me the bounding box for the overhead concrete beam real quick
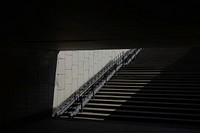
[1,1,200,50]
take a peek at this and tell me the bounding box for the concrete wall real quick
[0,47,58,130]
[53,49,128,110]
[0,47,127,131]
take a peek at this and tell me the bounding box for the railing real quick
[54,48,142,118]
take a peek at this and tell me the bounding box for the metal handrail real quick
[54,48,142,118]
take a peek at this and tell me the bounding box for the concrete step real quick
[116,72,200,75]
[109,79,200,83]
[89,99,200,108]
[106,82,200,86]
[112,76,200,80]
[100,88,200,94]
[82,107,200,119]
[119,67,200,70]
[75,112,200,124]
[85,103,200,113]
[102,85,200,90]
[118,70,200,72]
[97,91,200,98]
[94,95,200,103]
[113,75,200,78]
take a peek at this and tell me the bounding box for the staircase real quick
[71,48,200,124]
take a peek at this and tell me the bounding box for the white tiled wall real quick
[53,49,128,109]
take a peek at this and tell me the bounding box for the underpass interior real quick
[1,0,200,133]
[2,47,200,133]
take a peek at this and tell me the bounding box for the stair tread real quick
[95,95,133,98]
[90,99,200,106]
[94,95,200,101]
[76,112,200,123]
[103,85,200,89]
[108,78,199,84]
[116,72,200,75]
[110,79,200,83]
[120,69,200,71]
[113,76,200,79]
[74,116,104,121]
[86,103,200,111]
[119,69,200,71]
[83,107,200,116]
[97,91,200,96]
[100,88,200,93]
[106,82,200,86]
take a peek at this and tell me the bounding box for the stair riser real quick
[100,89,200,94]
[89,101,200,108]
[112,76,200,80]
[109,79,200,83]
[84,105,200,114]
[106,83,200,86]
[81,109,200,119]
[93,96,200,103]
[96,92,200,98]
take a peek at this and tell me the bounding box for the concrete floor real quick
[6,118,200,133]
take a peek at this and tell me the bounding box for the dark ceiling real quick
[1,0,200,50]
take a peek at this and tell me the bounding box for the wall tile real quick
[78,51,84,61]
[78,61,84,75]
[83,70,89,83]
[84,58,89,70]
[58,51,66,59]
[57,75,65,90]
[65,70,72,84]
[89,67,94,78]
[65,84,72,99]
[78,74,84,87]
[72,65,78,79]
[89,54,94,67]
[66,51,72,56]
[72,78,78,93]
[57,89,65,106]
[72,51,78,65]
[65,55,72,70]
[57,59,65,74]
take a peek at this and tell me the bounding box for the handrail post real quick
[80,96,83,112]
[115,64,118,76]
[122,54,125,66]
[92,87,95,99]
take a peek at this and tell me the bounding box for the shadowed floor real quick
[7,118,200,133]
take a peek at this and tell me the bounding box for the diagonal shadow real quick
[80,47,200,125]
